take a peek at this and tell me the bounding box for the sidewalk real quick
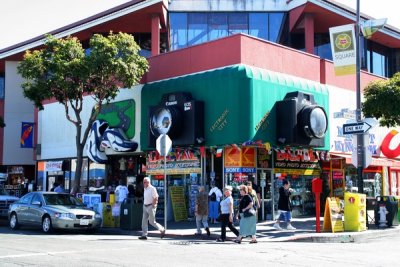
[98,217,400,243]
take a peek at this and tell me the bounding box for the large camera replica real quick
[276,91,328,147]
[149,92,204,147]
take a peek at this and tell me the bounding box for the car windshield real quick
[43,194,85,206]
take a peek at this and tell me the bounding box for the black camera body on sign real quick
[148,92,204,148]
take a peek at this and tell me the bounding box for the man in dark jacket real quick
[195,186,210,236]
[273,179,296,230]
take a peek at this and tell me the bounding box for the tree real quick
[18,33,149,194]
[363,73,400,127]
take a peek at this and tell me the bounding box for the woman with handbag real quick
[234,184,257,244]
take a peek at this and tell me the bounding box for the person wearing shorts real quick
[273,179,296,230]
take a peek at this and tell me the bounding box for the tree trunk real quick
[72,145,84,195]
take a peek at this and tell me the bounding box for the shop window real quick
[89,161,106,189]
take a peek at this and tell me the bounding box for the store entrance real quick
[47,172,64,191]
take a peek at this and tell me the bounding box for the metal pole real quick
[356,0,364,194]
[164,153,167,230]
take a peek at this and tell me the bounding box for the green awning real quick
[141,64,329,150]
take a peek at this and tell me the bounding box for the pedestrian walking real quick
[216,186,239,242]
[139,177,166,240]
[235,184,257,244]
[195,186,210,236]
[273,179,296,230]
[208,183,222,223]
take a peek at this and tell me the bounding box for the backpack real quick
[210,192,217,201]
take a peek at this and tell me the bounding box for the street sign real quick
[343,122,372,135]
[156,134,172,156]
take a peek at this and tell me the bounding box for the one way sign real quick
[343,122,372,135]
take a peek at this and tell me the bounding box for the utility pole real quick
[355,0,364,193]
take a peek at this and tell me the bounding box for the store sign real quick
[329,24,356,76]
[224,167,256,173]
[224,147,256,168]
[45,161,63,172]
[146,160,201,175]
[381,129,400,158]
[274,148,320,175]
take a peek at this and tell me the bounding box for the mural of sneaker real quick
[86,120,109,164]
[101,127,138,152]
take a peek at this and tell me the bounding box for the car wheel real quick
[42,216,53,233]
[9,213,20,230]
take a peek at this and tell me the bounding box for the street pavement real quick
[98,216,400,243]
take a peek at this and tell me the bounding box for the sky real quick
[0,0,399,50]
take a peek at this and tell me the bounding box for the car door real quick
[26,193,44,226]
[15,193,34,224]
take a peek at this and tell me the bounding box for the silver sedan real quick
[8,192,102,233]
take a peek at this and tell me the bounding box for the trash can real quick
[366,197,377,228]
[120,197,143,230]
[375,196,399,227]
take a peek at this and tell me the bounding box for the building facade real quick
[1,0,400,221]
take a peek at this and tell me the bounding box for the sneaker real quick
[138,236,147,240]
[205,227,210,237]
[101,127,138,152]
[86,120,109,164]
[287,224,296,230]
[216,238,225,242]
[273,223,282,230]
[194,233,202,236]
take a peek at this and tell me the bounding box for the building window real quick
[0,75,4,99]
[366,41,389,77]
[314,33,332,60]
[249,13,268,40]
[188,13,208,46]
[169,12,287,51]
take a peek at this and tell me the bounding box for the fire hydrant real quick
[378,204,388,228]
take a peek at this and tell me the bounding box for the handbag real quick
[243,207,256,217]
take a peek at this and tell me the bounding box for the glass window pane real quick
[372,51,386,76]
[249,13,268,40]
[269,13,285,42]
[188,13,208,46]
[0,76,4,99]
[228,13,248,35]
[170,13,187,50]
[208,13,228,41]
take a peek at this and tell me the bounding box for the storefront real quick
[273,148,324,217]
[2,165,35,197]
[141,64,329,221]
[145,149,202,221]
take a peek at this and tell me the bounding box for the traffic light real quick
[276,91,328,147]
[148,92,204,147]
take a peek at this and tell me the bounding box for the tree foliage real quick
[362,73,400,127]
[17,33,149,193]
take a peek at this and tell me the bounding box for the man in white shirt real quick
[139,177,165,240]
[208,183,223,224]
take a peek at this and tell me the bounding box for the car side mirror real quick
[32,201,41,206]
